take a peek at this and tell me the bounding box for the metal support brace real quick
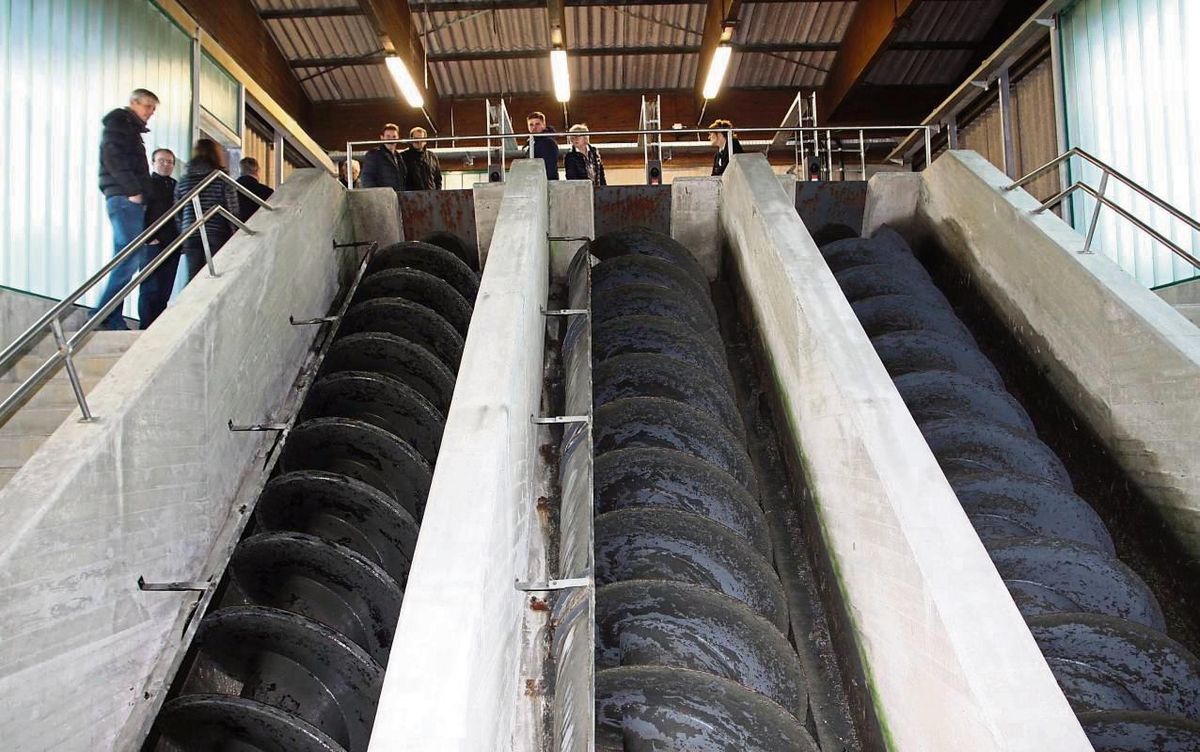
[51,319,94,422]
[192,196,218,278]
[138,576,210,592]
[227,420,289,432]
[547,235,591,243]
[333,240,375,249]
[514,577,591,592]
[1082,171,1109,255]
[541,308,588,317]
[531,415,589,425]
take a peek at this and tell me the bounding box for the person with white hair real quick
[93,88,159,330]
[564,123,606,186]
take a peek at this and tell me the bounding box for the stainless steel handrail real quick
[1005,147,1200,267]
[0,170,273,425]
[343,124,935,188]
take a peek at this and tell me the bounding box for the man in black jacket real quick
[402,127,442,190]
[708,118,744,177]
[525,112,559,180]
[139,148,180,328]
[93,88,158,330]
[235,157,274,222]
[360,123,407,190]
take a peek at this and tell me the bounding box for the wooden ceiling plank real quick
[818,0,922,122]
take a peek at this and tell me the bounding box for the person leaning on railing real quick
[708,118,744,177]
[174,138,239,282]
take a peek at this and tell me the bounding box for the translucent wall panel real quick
[1062,0,1200,287]
[200,50,240,138]
[0,0,194,308]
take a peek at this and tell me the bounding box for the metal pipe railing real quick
[343,124,935,189]
[1005,147,1200,269]
[0,170,272,425]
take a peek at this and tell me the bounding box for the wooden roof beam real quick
[819,0,922,123]
[357,0,441,131]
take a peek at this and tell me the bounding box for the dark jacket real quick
[235,175,274,222]
[711,137,745,177]
[99,108,152,198]
[564,145,606,186]
[145,173,179,246]
[528,127,560,180]
[361,145,407,190]
[402,147,442,191]
[175,159,239,244]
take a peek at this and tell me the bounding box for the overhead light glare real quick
[385,56,424,108]
[551,48,571,103]
[702,44,732,100]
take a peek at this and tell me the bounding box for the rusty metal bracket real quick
[138,576,210,593]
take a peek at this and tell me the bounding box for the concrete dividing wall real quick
[369,161,550,751]
[718,154,1091,751]
[670,177,722,280]
[349,187,404,246]
[549,181,594,282]
[920,150,1200,556]
[0,170,356,750]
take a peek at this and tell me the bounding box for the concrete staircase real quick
[0,330,140,489]
[1154,277,1200,326]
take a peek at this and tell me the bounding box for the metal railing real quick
[0,170,274,425]
[343,124,935,188]
[1005,147,1200,269]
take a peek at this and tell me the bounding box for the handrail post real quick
[345,141,354,189]
[925,126,933,169]
[527,134,535,160]
[826,129,834,180]
[51,318,94,422]
[859,129,866,180]
[1082,171,1109,255]
[191,196,218,277]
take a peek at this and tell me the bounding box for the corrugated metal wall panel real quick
[200,50,240,135]
[0,0,193,306]
[1062,0,1200,286]
[243,124,275,187]
[957,54,1060,204]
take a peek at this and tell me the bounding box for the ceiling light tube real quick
[551,48,571,103]
[386,56,425,108]
[702,44,732,100]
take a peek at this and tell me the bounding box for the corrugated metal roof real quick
[893,0,1004,43]
[298,63,398,101]
[249,0,1011,102]
[566,4,704,49]
[417,8,549,55]
[866,48,976,86]
[734,1,855,45]
[730,50,835,89]
[431,57,551,97]
[265,15,380,60]
[572,53,697,93]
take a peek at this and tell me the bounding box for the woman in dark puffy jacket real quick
[175,138,239,281]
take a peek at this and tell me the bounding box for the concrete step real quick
[1172,303,1200,327]
[0,435,49,469]
[3,351,129,384]
[0,406,72,437]
[0,375,104,406]
[2,331,141,382]
[0,468,15,490]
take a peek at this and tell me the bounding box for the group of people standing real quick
[94,88,273,330]
[357,123,443,191]
[524,111,608,186]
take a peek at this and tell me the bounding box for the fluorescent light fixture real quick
[550,48,571,103]
[702,44,732,100]
[385,56,424,108]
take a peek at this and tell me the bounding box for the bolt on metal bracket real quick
[515,577,591,592]
[227,419,288,432]
[531,415,590,425]
[289,314,339,326]
[138,575,210,592]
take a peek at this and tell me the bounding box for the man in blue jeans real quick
[93,88,158,330]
